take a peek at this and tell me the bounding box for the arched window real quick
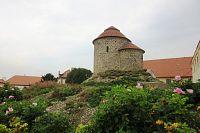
[106,46,109,52]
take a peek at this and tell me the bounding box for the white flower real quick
[32,103,37,106]
[5,107,14,115]
[136,83,143,89]
[127,89,131,92]
[11,88,15,90]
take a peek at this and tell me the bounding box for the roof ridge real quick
[93,26,131,43]
[144,56,192,61]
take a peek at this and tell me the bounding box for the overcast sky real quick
[0,0,199,79]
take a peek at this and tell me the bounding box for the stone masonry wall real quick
[119,49,143,71]
[93,37,130,75]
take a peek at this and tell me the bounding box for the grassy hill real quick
[0,74,199,132]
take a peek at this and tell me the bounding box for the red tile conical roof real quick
[93,26,131,43]
[118,42,145,53]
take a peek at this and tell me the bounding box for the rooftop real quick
[118,42,145,53]
[144,57,192,78]
[7,75,41,86]
[93,26,131,43]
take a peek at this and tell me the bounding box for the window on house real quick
[106,46,109,52]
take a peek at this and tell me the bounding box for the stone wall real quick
[93,37,130,75]
[119,49,143,71]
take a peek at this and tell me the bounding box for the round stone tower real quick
[93,26,145,75]
[118,42,145,71]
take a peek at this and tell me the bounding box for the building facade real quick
[192,41,200,83]
[93,26,145,75]
[57,70,70,84]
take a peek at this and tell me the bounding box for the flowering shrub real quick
[77,85,199,132]
[170,76,200,106]
[0,84,23,102]
[0,97,49,130]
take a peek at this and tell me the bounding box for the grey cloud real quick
[0,0,199,78]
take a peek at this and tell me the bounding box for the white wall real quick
[192,42,200,83]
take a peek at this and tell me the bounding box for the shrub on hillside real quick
[33,81,59,89]
[31,112,72,133]
[50,87,82,101]
[0,83,23,102]
[79,86,112,107]
[170,76,200,105]
[0,97,49,128]
[0,117,28,133]
[66,68,92,84]
[77,85,199,132]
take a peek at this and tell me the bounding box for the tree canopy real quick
[41,73,56,82]
[65,68,92,84]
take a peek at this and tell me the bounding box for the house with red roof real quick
[144,57,192,83]
[7,75,41,89]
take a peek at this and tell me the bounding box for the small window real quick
[106,46,109,52]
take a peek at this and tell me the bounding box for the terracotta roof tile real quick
[118,42,145,53]
[93,26,131,43]
[7,75,41,86]
[143,57,192,78]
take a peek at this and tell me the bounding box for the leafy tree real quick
[66,68,92,84]
[41,73,56,82]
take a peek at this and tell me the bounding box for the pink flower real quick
[5,107,14,115]
[175,76,181,81]
[136,83,143,89]
[186,89,194,94]
[173,87,185,94]
[8,95,15,99]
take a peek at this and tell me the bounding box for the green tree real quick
[41,73,56,82]
[66,68,92,84]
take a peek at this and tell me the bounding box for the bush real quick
[33,81,59,89]
[78,85,199,132]
[50,87,82,101]
[31,112,72,133]
[170,78,200,105]
[22,87,53,99]
[0,84,23,102]
[0,97,49,128]
[0,117,28,133]
[79,86,112,107]
[41,73,56,82]
[66,68,92,84]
